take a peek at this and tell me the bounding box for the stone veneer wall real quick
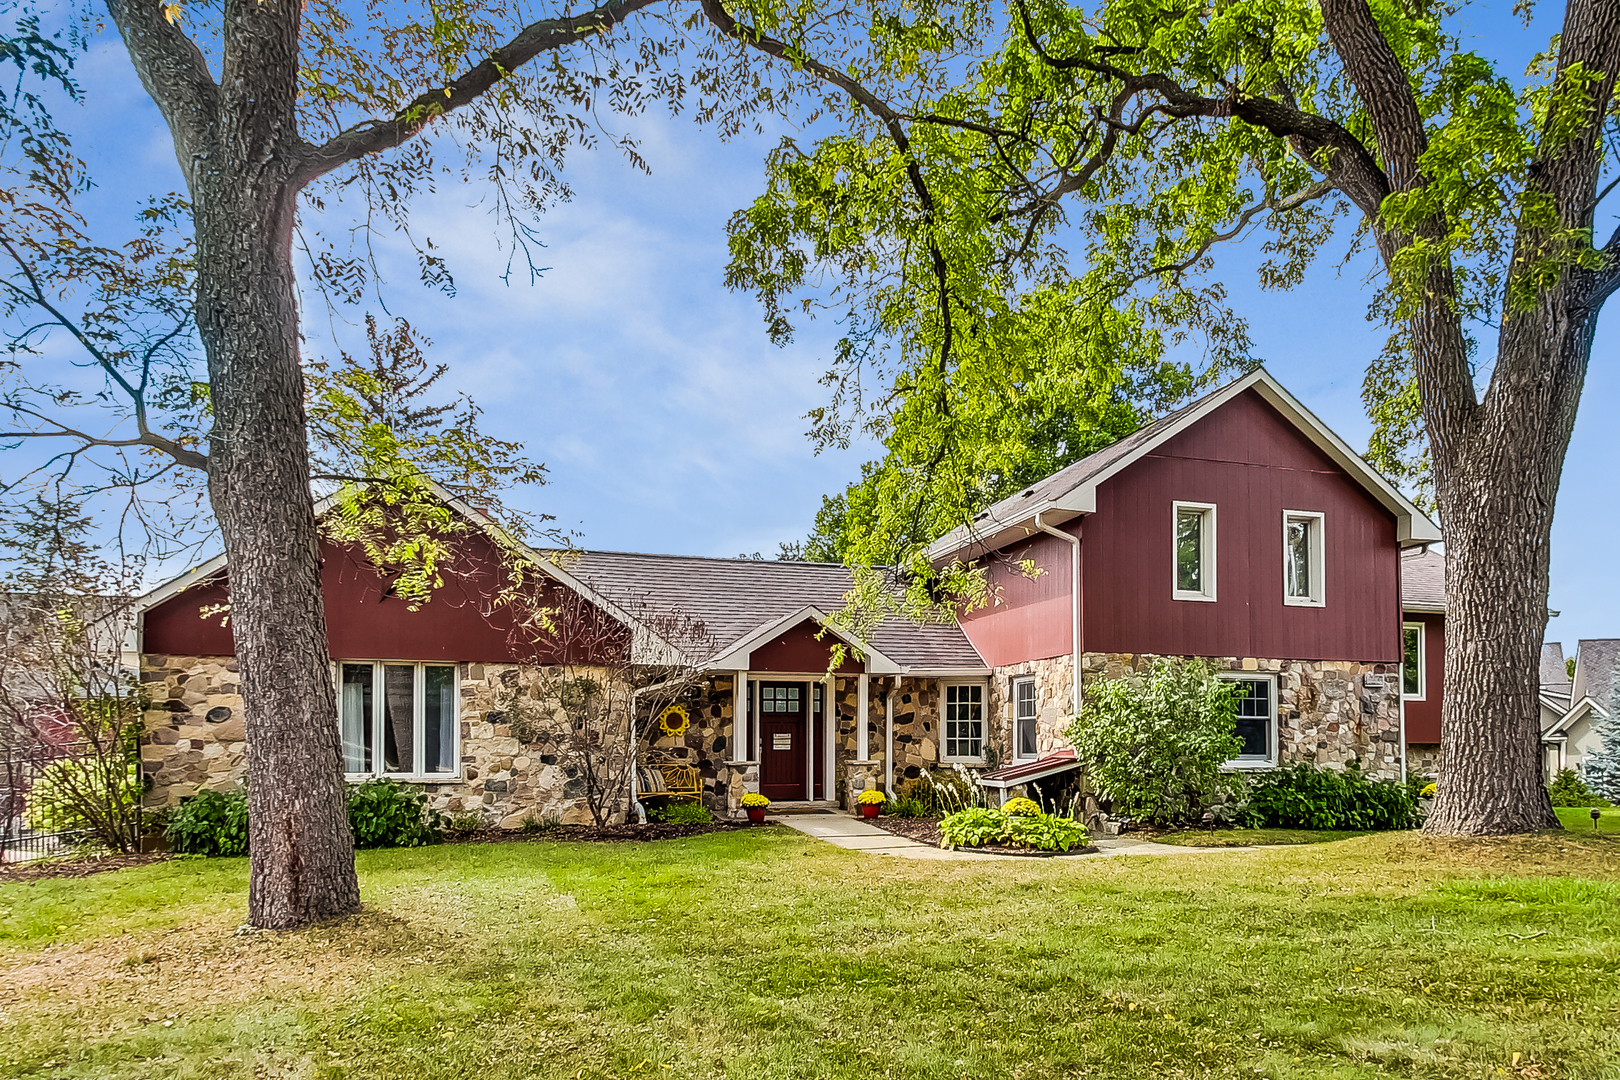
[986,655,1076,761]
[141,654,717,827]
[1077,653,1406,780]
[1405,744,1440,779]
[140,654,247,801]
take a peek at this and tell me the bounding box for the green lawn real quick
[4,827,1620,1079]
[1555,805,1620,832]
[1152,828,1371,847]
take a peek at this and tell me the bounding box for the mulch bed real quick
[871,816,943,846]
[443,820,775,844]
[0,851,172,885]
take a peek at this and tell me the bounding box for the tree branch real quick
[293,0,663,187]
[103,0,221,185]
[0,402,208,470]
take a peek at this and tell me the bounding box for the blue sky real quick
[40,2,1620,650]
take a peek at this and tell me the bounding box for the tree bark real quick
[111,0,361,926]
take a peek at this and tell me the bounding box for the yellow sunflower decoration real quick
[657,704,691,738]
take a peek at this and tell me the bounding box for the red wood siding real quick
[1402,611,1445,743]
[957,532,1074,667]
[1071,389,1402,662]
[143,532,612,664]
[749,620,864,673]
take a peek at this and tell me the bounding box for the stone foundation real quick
[1079,652,1406,780]
[987,655,1075,761]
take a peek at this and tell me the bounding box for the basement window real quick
[1219,674,1277,768]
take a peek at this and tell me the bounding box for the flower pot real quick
[746,807,766,824]
[858,803,881,819]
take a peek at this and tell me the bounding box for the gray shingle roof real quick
[1573,639,1620,708]
[561,550,986,671]
[1541,642,1572,692]
[1400,547,1445,610]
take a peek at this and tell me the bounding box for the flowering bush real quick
[857,789,887,805]
[1001,797,1042,817]
[740,792,771,808]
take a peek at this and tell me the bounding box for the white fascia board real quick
[707,605,902,674]
[899,666,993,678]
[1401,602,1446,614]
[1546,696,1608,736]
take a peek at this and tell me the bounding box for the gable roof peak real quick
[926,367,1442,564]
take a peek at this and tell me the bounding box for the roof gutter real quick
[1033,510,1082,718]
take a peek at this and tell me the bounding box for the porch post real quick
[731,669,749,763]
[823,673,835,802]
[857,672,870,760]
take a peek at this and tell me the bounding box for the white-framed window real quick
[1219,673,1277,768]
[943,683,985,762]
[1013,677,1038,760]
[1172,501,1217,602]
[1402,622,1425,700]
[1282,510,1326,607]
[338,661,459,779]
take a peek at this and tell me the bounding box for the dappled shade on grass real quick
[3,828,1619,1078]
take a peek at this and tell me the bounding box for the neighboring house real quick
[1542,640,1618,779]
[133,367,1448,824]
[1399,547,1446,779]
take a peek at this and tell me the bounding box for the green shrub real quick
[651,801,712,825]
[885,797,931,819]
[1548,769,1611,808]
[165,789,250,856]
[939,806,1090,851]
[939,807,1007,848]
[1243,761,1419,830]
[347,778,442,848]
[1066,659,1246,826]
[25,755,143,837]
[1006,812,1089,851]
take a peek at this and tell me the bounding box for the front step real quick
[766,800,840,815]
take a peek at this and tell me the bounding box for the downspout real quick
[629,685,648,824]
[884,678,898,797]
[1033,510,1082,719]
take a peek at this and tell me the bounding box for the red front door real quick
[759,682,806,800]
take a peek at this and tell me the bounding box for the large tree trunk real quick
[195,184,360,925]
[1422,278,1600,837]
[113,0,361,926]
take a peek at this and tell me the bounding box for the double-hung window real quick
[1172,502,1217,601]
[339,661,458,778]
[1013,677,1038,760]
[1282,510,1326,606]
[943,683,984,762]
[1402,623,1425,700]
[1220,674,1277,767]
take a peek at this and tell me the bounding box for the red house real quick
[134,368,1444,823]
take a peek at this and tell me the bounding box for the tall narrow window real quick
[339,663,373,773]
[943,684,984,761]
[1013,677,1038,760]
[1220,674,1276,766]
[1282,510,1326,606]
[1172,502,1217,601]
[338,661,459,778]
[1402,623,1425,700]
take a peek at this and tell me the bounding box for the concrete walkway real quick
[769,813,1237,861]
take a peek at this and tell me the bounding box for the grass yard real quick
[1152,828,1372,847]
[4,828,1620,1080]
[1554,805,1620,832]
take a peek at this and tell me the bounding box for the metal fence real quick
[0,741,141,863]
